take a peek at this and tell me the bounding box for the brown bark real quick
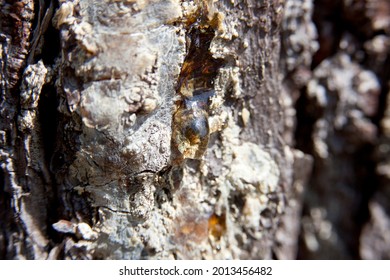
[1,0,389,260]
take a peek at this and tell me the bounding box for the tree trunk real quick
[1,0,389,260]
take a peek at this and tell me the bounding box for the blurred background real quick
[282,0,390,259]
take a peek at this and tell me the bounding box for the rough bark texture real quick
[0,0,389,260]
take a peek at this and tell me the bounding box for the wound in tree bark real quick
[171,12,225,163]
[208,213,226,240]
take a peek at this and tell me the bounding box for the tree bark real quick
[1,0,389,260]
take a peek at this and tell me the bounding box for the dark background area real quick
[290,0,390,259]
